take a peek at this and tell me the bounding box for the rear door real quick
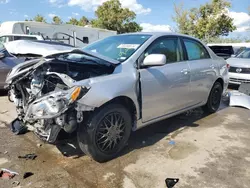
[182,37,216,104]
[139,36,192,122]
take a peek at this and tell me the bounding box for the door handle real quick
[210,64,215,69]
[181,69,190,75]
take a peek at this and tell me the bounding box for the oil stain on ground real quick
[169,141,198,160]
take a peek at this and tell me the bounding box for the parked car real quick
[0,40,74,89]
[0,43,25,89]
[5,33,228,162]
[208,45,246,60]
[0,34,44,44]
[208,45,234,59]
[227,48,250,85]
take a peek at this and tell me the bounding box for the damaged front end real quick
[6,50,115,143]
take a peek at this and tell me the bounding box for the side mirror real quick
[231,54,236,57]
[0,52,5,59]
[142,54,166,67]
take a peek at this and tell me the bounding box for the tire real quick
[203,82,223,113]
[77,103,132,162]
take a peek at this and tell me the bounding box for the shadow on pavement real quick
[55,131,85,158]
[121,107,209,157]
[55,101,228,160]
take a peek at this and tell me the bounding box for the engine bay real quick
[17,59,114,96]
[8,57,115,142]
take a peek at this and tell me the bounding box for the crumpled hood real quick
[4,40,120,65]
[4,40,75,57]
[227,58,250,68]
[5,48,119,86]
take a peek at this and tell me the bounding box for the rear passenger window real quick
[183,39,210,60]
[145,37,183,63]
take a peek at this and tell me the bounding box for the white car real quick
[0,34,43,44]
[227,48,250,85]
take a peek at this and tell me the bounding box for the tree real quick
[52,16,63,24]
[173,0,236,42]
[209,36,246,43]
[33,14,46,23]
[66,18,79,25]
[78,16,89,26]
[91,0,142,33]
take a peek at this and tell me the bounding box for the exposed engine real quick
[7,55,114,143]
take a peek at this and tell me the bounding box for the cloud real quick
[227,10,250,32]
[48,0,66,7]
[24,14,29,18]
[72,12,79,16]
[9,8,18,15]
[140,23,172,32]
[48,13,57,18]
[120,0,151,15]
[68,0,151,15]
[0,0,10,4]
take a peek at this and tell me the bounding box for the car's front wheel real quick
[77,103,132,162]
[203,82,223,113]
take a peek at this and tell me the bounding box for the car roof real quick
[0,34,41,37]
[118,32,201,40]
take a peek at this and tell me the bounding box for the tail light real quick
[226,64,230,69]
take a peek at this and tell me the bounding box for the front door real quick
[139,36,192,123]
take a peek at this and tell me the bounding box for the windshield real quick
[84,34,152,62]
[236,48,250,59]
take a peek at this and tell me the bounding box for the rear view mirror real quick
[142,54,166,67]
[0,52,5,59]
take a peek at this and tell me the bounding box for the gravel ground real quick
[0,91,250,188]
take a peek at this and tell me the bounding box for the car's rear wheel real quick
[77,103,132,162]
[203,82,223,113]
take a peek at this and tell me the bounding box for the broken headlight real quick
[67,86,89,104]
[25,86,90,120]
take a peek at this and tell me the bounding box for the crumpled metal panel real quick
[4,40,74,57]
[229,91,250,109]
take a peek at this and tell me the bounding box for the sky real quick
[0,0,249,38]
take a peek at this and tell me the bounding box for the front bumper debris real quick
[229,83,250,109]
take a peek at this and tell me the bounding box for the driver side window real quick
[145,37,183,63]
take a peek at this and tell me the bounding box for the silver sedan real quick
[227,48,250,85]
[6,33,228,162]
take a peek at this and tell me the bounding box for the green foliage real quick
[66,16,89,26]
[91,0,142,33]
[66,18,79,25]
[209,36,250,43]
[33,14,46,23]
[52,16,63,24]
[78,16,89,26]
[173,0,236,42]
